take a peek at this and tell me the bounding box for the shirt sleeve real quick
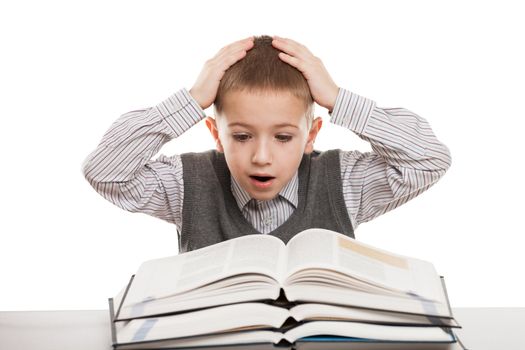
[329,88,452,230]
[81,88,206,230]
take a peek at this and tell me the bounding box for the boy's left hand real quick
[272,35,339,112]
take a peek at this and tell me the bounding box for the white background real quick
[1,0,523,310]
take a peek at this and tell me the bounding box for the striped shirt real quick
[81,88,451,234]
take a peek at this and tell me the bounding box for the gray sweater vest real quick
[179,149,354,253]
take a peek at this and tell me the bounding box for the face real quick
[206,90,322,201]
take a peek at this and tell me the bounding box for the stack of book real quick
[108,228,466,350]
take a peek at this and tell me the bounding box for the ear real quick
[205,116,225,153]
[304,117,323,154]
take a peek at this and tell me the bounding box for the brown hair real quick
[213,35,314,127]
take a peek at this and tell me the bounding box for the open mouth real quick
[250,175,275,183]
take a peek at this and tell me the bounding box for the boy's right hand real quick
[190,36,255,110]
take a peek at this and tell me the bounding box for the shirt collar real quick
[231,172,299,209]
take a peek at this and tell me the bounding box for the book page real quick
[116,303,289,344]
[226,233,287,282]
[116,330,284,349]
[284,321,454,343]
[284,228,336,283]
[124,234,285,306]
[284,229,444,303]
[289,303,459,327]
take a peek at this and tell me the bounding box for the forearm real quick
[81,88,205,224]
[331,88,452,227]
[82,88,205,184]
[330,88,451,173]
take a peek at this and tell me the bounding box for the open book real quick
[114,228,453,321]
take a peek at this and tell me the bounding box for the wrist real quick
[326,86,340,112]
[189,88,206,110]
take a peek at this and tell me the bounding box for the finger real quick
[272,37,312,61]
[227,36,254,52]
[214,37,254,60]
[213,47,250,74]
[225,36,255,52]
[224,48,249,67]
[227,36,254,48]
[281,38,313,57]
[216,41,253,65]
[277,52,307,74]
[275,35,308,48]
[211,42,253,68]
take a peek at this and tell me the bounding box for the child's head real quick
[205,35,323,201]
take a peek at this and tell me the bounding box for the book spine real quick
[108,298,118,349]
[115,274,135,320]
[439,276,455,320]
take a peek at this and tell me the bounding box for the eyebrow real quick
[227,122,299,129]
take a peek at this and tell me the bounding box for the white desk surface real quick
[1,308,524,349]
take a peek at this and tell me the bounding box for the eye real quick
[276,134,292,143]
[233,133,251,142]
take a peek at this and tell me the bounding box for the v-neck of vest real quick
[217,152,311,237]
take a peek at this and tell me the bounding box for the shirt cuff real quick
[329,88,376,134]
[154,88,207,137]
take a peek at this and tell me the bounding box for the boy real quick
[82,35,451,253]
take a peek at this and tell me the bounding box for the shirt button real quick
[264,217,273,226]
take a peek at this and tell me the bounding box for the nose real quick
[251,140,272,165]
